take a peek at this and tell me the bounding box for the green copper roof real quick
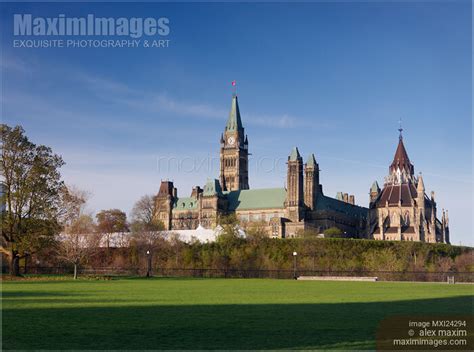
[225,95,243,132]
[203,178,223,196]
[370,181,380,193]
[289,147,301,161]
[173,197,199,210]
[307,153,317,167]
[225,188,287,211]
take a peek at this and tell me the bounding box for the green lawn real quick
[2,278,473,350]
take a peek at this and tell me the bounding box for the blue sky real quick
[1,1,472,245]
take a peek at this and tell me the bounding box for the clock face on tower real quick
[227,136,235,146]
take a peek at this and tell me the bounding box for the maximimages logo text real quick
[13,14,171,48]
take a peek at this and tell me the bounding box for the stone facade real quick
[154,94,368,238]
[219,95,249,191]
[367,132,450,243]
[154,94,449,243]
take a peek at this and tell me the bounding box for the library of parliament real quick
[154,94,450,243]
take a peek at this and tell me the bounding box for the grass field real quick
[2,278,473,350]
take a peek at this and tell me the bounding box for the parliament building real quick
[154,94,449,243]
[367,131,450,243]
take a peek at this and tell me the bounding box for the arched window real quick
[391,212,398,225]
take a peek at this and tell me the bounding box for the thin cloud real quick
[148,93,226,119]
[71,71,315,129]
[1,55,33,74]
[74,71,136,96]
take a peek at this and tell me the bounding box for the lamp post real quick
[146,250,151,278]
[24,251,29,274]
[293,251,298,280]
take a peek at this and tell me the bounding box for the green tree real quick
[217,214,240,243]
[244,220,268,243]
[1,124,65,276]
[323,227,344,238]
[96,209,128,249]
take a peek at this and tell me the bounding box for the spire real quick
[370,181,380,193]
[225,95,243,132]
[390,132,414,175]
[417,174,425,192]
[203,178,223,196]
[289,147,301,161]
[306,153,317,167]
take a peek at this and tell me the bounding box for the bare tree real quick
[59,185,90,228]
[130,194,164,232]
[56,185,98,279]
[57,215,99,279]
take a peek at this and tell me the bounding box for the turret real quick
[219,94,249,191]
[155,180,175,230]
[286,147,304,222]
[369,181,380,204]
[304,153,319,210]
[416,174,425,203]
[200,179,224,229]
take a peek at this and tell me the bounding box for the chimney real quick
[349,195,355,205]
[191,186,202,198]
[343,193,349,203]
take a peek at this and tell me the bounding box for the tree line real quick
[0,124,162,277]
[1,124,473,279]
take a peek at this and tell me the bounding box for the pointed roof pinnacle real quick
[307,153,317,167]
[390,132,414,175]
[289,147,301,161]
[370,181,380,193]
[225,94,243,132]
[417,174,425,191]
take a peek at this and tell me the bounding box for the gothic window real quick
[404,211,410,226]
[391,212,398,225]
